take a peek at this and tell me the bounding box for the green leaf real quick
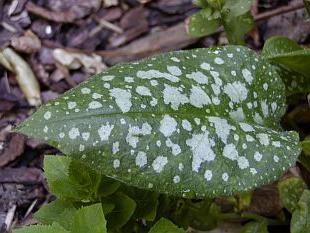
[278,177,307,213]
[103,192,136,230]
[44,155,119,201]
[239,221,268,233]
[13,223,69,233]
[262,36,310,78]
[301,137,310,156]
[291,190,310,233]
[121,186,159,221]
[148,218,186,233]
[223,12,254,45]
[44,155,79,199]
[170,199,219,230]
[223,0,254,17]
[34,200,76,230]
[187,9,221,37]
[15,46,301,198]
[276,67,310,96]
[72,204,107,233]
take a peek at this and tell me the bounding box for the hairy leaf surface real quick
[16,46,300,198]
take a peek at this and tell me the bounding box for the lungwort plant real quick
[13,37,310,233]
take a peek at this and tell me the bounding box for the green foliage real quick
[278,177,307,213]
[239,221,268,233]
[34,200,76,230]
[188,0,254,44]
[291,190,310,233]
[262,36,310,95]
[14,223,69,233]
[72,204,107,233]
[103,192,136,230]
[15,46,301,199]
[148,218,186,233]
[262,36,310,78]
[301,137,310,156]
[187,8,221,37]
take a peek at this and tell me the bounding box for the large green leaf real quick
[262,36,310,78]
[15,46,300,198]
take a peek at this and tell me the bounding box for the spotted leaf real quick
[15,46,300,198]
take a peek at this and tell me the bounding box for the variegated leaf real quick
[15,46,300,198]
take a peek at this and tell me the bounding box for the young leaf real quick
[301,137,310,156]
[121,186,159,221]
[13,223,69,233]
[223,0,254,17]
[34,200,76,230]
[72,204,107,233]
[262,36,310,78]
[223,12,254,45]
[239,221,268,233]
[103,192,136,230]
[291,190,310,233]
[278,177,307,213]
[44,155,119,201]
[15,46,301,198]
[148,218,186,233]
[187,8,221,37]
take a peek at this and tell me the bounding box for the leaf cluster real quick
[188,0,254,44]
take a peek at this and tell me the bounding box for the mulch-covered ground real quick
[0,0,309,232]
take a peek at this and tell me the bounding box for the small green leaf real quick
[171,199,219,230]
[301,137,310,156]
[291,190,310,233]
[103,192,136,230]
[239,221,268,233]
[122,186,159,221]
[187,9,221,37]
[34,200,76,230]
[262,36,310,78]
[44,155,119,201]
[223,12,254,45]
[44,155,79,199]
[278,177,307,213]
[13,223,69,233]
[72,204,107,233]
[16,46,301,198]
[149,218,186,233]
[223,0,254,17]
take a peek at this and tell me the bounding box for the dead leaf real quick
[52,48,107,74]
[0,48,41,106]
[11,30,41,53]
